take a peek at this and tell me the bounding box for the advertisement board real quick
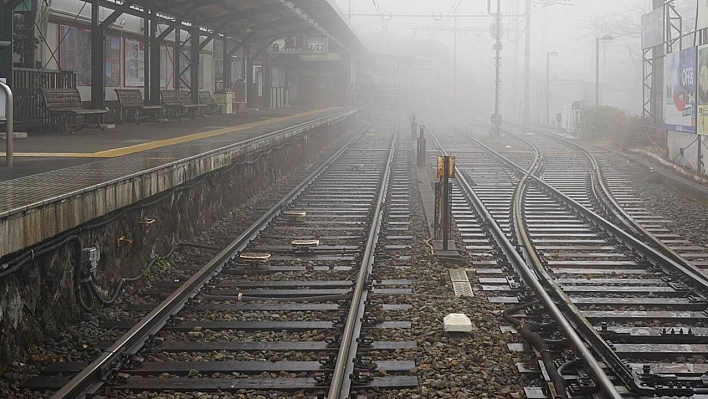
[698,45,708,134]
[700,0,708,31]
[641,8,664,49]
[665,47,697,133]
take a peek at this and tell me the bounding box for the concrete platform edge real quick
[0,109,356,258]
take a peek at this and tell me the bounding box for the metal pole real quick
[523,0,531,123]
[0,2,13,89]
[546,52,550,124]
[596,37,600,106]
[143,8,150,103]
[699,135,703,175]
[190,23,200,103]
[174,22,181,89]
[494,0,502,134]
[91,0,105,109]
[1,80,13,167]
[417,125,426,166]
[453,12,457,116]
[222,39,230,90]
[149,11,161,105]
[442,156,450,250]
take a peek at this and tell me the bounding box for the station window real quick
[59,26,91,85]
[58,25,120,86]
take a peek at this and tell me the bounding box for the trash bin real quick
[215,89,234,114]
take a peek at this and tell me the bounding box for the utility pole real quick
[493,0,503,135]
[523,0,531,123]
[453,11,457,116]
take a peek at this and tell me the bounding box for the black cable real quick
[503,302,568,398]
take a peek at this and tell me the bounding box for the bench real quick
[199,91,219,116]
[161,90,207,120]
[40,88,107,134]
[115,89,163,124]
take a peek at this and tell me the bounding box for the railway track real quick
[427,119,708,398]
[23,121,418,398]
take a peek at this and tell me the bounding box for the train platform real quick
[0,106,358,258]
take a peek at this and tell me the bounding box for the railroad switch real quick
[567,378,596,395]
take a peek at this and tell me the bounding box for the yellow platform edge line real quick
[11,152,108,158]
[92,108,336,158]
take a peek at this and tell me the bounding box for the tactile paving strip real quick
[449,268,474,297]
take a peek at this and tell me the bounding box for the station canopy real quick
[101,0,364,53]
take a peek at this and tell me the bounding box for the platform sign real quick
[268,36,328,55]
[665,47,697,133]
[437,156,455,178]
[641,8,664,49]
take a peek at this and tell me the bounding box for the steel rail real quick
[328,125,398,398]
[455,122,708,394]
[516,124,708,289]
[50,126,370,399]
[426,126,623,399]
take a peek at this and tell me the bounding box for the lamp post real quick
[546,50,558,125]
[596,34,613,106]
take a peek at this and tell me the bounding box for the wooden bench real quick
[40,88,107,134]
[161,90,207,120]
[199,91,219,116]
[115,89,163,124]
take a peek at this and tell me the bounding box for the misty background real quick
[333,0,653,120]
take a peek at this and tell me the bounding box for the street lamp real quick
[596,34,614,106]
[546,50,558,125]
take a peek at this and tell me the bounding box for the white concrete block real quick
[444,313,473,333]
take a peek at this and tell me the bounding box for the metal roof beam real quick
[98,0,136,30]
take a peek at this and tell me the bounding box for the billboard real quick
[268,35,328,55]
[700,0,708,31]
[698,45,708,134]
[641,8,664,49]
[665,47,697,133]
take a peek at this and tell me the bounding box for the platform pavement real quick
[0,107,333,182]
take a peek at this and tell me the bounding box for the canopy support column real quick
[190,23,199,102]
[150,10,161,104]
[91,0,105,109]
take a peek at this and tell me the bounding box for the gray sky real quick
[333,0,652,113]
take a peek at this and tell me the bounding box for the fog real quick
[334,0,653,121]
